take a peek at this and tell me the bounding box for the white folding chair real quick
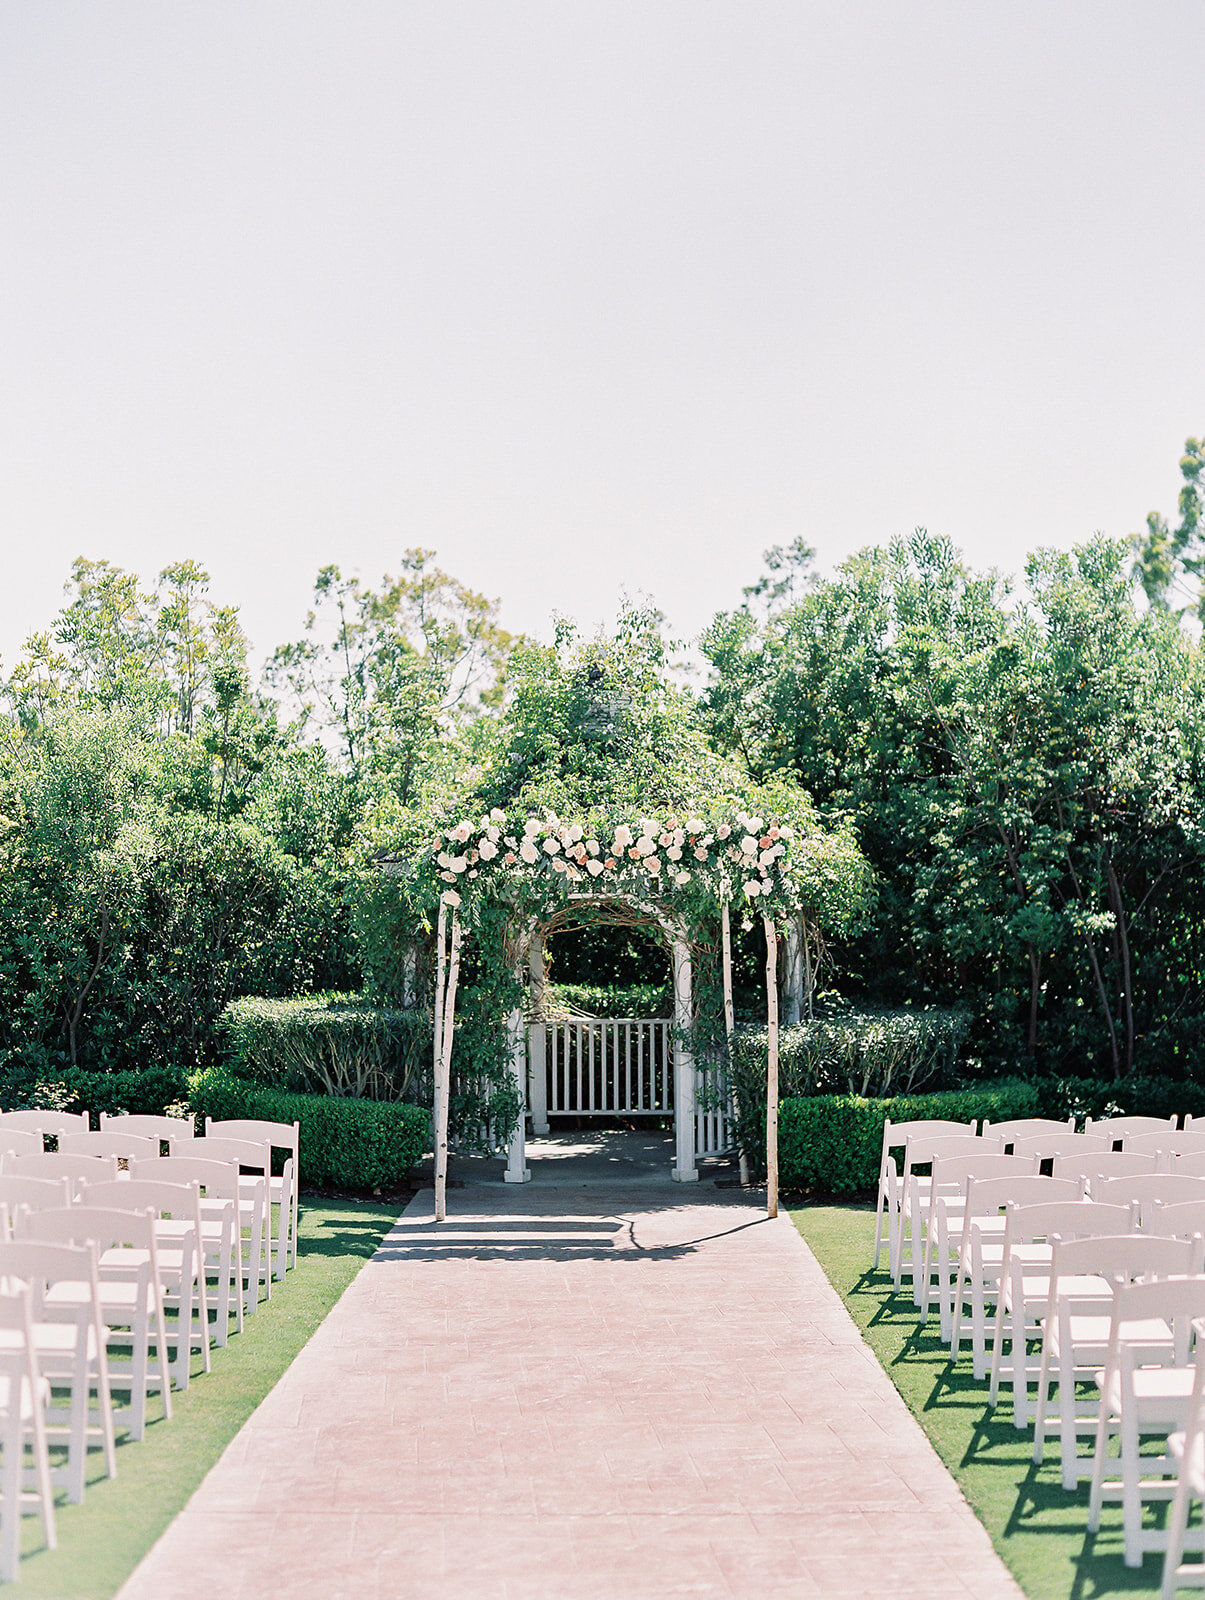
[951,1175,1081,1378]
[99,1113,195,1147]
[59,1131,160,1165]
[898,1132,1001,1296]
[1152,1201,1205,1242]
[1012,1132,1112,1167]
[19,1207,172,1440]
[0,1131,47,1161]
[81,1178,210,1387]
[988,1199,1134,1428]
[2,1153,120,1195]
[0,1110,88,1142]
[1162,1321,1205,1598]
[872,1118,975,1272]
[1096,1175,1205,1217]
[1053,1152,1159,1189]
[1034,1233,1201,1489]
[177,1137,270,1311]
[0,1238,115,1504]
[205,1118,300,1278]
[0,1283,56,1581]
[1086,1115,1179,1148]
[1126,1132,1205,1166]
[1089,1276,1205,1568]
[141,1157,242,1342]
[920,1153,1038,1337]
[980,1117,1075,1151]
[0,1176,72,1217]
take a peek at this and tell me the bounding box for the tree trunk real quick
[1106,859,1135,1075]
[764,915,779,1220]
[434,910,461,1222]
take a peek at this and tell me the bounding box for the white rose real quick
[613,824,633,849]
[523,818,541,839]
[440,871,456,883]
[748,817,764,834]
[452,821,472,843]
[666,846,682,861]
[639,818,657,837]
[694,847,709,861]
[485,825,500,842]
[686,817,706,834]
[633,835,653,857]
[674,870,691,887]
[742,880,762,897]
[568,823,583,842]
[717,824,731,840]
[437,852,451,869]
[644,856,661,875]
[520,841,539,864]
[490,808,506,823]
[551,857,567,873]
[543,837,561,855]
[449,856,468,874]
[740,836,758,856]
[658,832,673,849]
[478,839,498,860]
[440,889,461,907]
[586,859,604,876]
[758,850,775,869]
[586,839,600,856]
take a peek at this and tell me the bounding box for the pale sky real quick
[2,2,1203,675]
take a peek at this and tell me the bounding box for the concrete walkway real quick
[118,1138,1022,1600]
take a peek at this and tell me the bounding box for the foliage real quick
[1131,435,1205,623]
[0,1061,187,1122]
[189,1067,429,1189]
[219,993,428,1100]
[543,982,669,1018]
[265,550,516,789]
[774,1082,1043,1194]
[702,529,1205,1081]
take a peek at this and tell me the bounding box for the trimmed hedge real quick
[777,1081,1043,1195]
[0,1063,188,1124]
[218,993,429,1101]
[189,1067,429,1190]
[731,1009,972,1104]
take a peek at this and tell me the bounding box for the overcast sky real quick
[2,2,1203,673]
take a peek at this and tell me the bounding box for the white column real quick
[670,932,698,1182]
[528,934,549,1135]
[504,1000,531,1183]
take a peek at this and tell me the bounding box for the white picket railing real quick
[528,1018,735,1158]
[538,1018,673,1117]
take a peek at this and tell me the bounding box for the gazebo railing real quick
[528,1019,736,1157]
[537,1018,673,1117]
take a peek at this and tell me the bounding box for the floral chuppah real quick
[422,801,870,1221]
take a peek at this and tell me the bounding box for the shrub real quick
[543,982,669,1019]
[218,993,429,1101]
[774,1081,1043,1195]
[189,1066,428,1190]
[0,1062,188,1124]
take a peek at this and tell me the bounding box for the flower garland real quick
[431,807,798,914]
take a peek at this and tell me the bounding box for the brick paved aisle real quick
[118,1175,1023,1600]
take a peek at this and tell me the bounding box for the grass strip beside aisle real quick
[19,1197,401,1600]
[793,1203,1175,1600]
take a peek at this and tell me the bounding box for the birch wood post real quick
[434,910,462,1223]
[432,902,447,1218]
[721,903,751,1187]
[763,914,780,1220]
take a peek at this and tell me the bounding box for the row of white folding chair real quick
[1032,1233,1203,1492]
[0,1233,115,1506]
[1163,1322,1205,1597]
[0,1148,264,1327]
[912,1140,1133,1322]
[0,1281,57,1581]
[1084,1278,1205,1572]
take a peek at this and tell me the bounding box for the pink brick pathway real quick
[118,1182,1023,1600]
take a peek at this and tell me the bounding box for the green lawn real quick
[792,1203,1196,1600]
[18,1196,403,1600]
